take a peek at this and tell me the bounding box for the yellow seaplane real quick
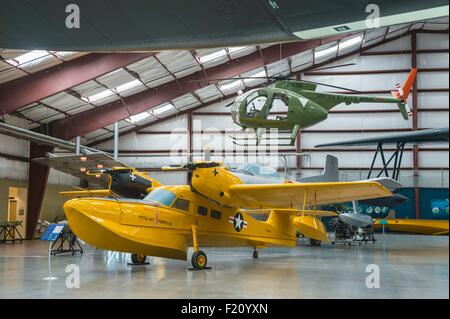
[63,162,392,269]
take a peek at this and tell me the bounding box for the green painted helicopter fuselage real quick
[230,79,409,145]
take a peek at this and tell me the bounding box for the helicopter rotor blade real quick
[189,77,275,84]
[311,63,356,71]
[299,80,362,93]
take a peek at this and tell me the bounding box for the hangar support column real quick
[295,74,302,171]
[26,142,54,239]
[411,31,421,220]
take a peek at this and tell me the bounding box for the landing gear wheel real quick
[191,250,207,269]
[131,254,147,264]
[252,249,259,259]
[309,238,322,247]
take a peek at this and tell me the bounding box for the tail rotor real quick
[391,68,417,120]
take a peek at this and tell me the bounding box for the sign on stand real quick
[41,224,65,281]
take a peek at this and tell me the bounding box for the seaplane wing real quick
[228,181,392,209]
[245,209,338,217]
[34,152,128,185]
[60,189,114,198]
[374,219,449,235]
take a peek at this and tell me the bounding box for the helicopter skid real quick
[232,141,296,147]
[230,135,296,147]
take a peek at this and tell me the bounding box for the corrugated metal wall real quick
[96,32,449,190]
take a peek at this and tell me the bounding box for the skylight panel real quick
[243,70,267,85]
[82,89,115,103]
[151,103,175,116]
[219,79,243,92]
[53,51,76,57]
[115,79,142,94]
[339,36,363,51]
[6,50,50,67]
[198,49,227,64]
[227,47,247,54]
[127,112,151,124]
[315,45,338,59]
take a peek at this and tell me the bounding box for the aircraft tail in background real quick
[297,154,339,183]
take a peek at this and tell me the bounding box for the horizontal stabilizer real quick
[293,216,329,242]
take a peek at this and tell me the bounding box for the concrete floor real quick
[0,234,448,299]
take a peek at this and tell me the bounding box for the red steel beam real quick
[26,142,54,239]
[411,31,421,220]
[0,53,153,115]
[53,38,344,140]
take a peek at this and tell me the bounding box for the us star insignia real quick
[228,212,247,232]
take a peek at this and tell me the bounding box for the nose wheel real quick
[128,254,149,266]
[309,238,322,247]
[252,249,259,259]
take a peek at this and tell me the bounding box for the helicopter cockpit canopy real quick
[243,90,268,118]
[231,88,292,123]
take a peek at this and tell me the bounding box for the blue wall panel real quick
[420,188,449,220]
[394,188,416,219]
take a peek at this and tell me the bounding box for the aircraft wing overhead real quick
[34,152,128,185]
[228,181,392,209]
[0,1,448,51]
[315,127,449,148]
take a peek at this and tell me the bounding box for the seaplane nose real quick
[63,199,85,219]
[64,198,121,224]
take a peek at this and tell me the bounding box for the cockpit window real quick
[144,189,176,206]
[244,91,268,118]
[172,198,190,212]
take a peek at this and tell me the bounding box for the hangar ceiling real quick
[0,17,448,146]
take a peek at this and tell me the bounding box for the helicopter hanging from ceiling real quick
[197,68,417,146]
